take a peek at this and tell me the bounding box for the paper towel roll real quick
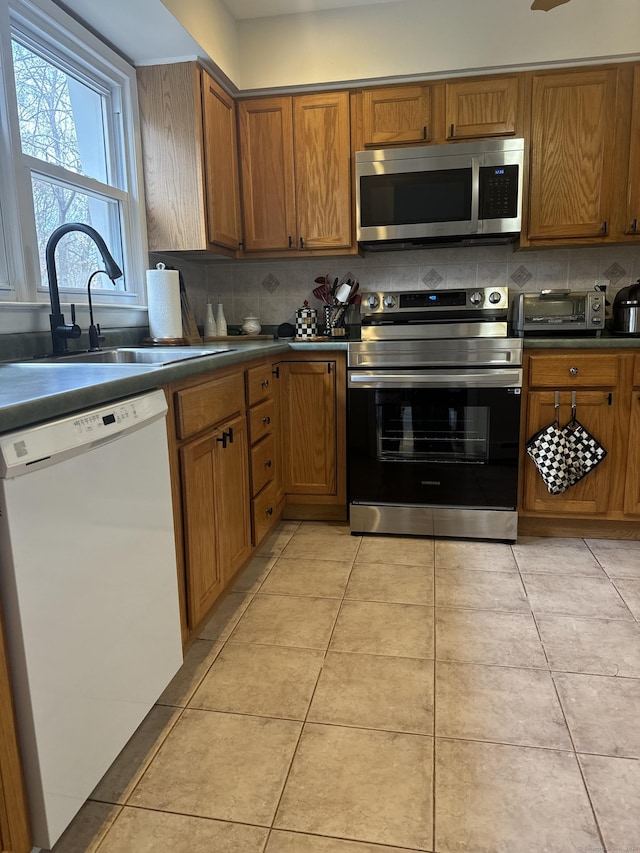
[146,263,182,339]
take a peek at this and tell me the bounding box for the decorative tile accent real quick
[603,262,626,284]
[422,268,443,288]
[510,265,533,287]
[262,273,280,294]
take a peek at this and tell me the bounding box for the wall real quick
[236,0,640,91]
[152,244,640,334]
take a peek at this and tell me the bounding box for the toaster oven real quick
[512,290,605,336]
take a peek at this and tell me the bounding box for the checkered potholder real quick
[563,419,608,486]
[526,422,572,495]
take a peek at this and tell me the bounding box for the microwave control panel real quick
[479,165,519,220]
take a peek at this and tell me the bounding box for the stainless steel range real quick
[347,286,523,542]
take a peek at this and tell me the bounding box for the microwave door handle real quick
[470,156,480,233]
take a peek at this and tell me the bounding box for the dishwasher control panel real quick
[0,390,168,478]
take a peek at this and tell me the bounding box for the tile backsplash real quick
[151,243,640,332]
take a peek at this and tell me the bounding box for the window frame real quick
[0,0,148,328]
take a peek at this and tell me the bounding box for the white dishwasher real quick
[0,389,183,850]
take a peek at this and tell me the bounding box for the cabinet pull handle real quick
[299,237,305,249]
[602,221,608,235]
[272,366,280,379]
[569,367,578,376]
[264,459,272,468]
[216,432,228,448]
[631,218,638,233]
[266,507,273,516]
[450,123,455,138]
[238,239,245,250]
[423,125,428,140]
[261,379,270,389]
[288,235,293,248]
[227,427,234,444]
[262,416,271,425]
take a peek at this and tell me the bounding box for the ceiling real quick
[221,0,404,18]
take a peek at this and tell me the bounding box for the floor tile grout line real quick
[434,732,637,759]
[88,802,124,853]
[264,528,360,839]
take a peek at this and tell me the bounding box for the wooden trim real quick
[0,608,30,853]
[518,515,640,540]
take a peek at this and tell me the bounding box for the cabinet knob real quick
[261,379,270,388]
[631,218,638,233]
[266,507,273,516]
[263,416,271,425]
[569,367,578,376]
[264,459,272,468]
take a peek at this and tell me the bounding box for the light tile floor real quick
[50,523,640,853]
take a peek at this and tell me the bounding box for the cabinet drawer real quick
[251,434,275,497]
[246,363,274,406]
[249,398,275,445]
[252,479,278,545]
[528,354,618,388]
[175,373,245,439]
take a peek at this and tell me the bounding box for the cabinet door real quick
[0,610,30,853]
[180,433,223,627]
[362,85,431,145]
[623,389,640,515]
[281,360,337,495]
[293,92,352,250]
[528,69,618,240]
[238,97,296,252]
[522,390,614,515]
[624,65,640,236]
[446,76,518,140]
[202,71,242,251]
[214,414,251,582]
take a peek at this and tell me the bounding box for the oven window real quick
[359,168,472,227]
[376,393,489,463]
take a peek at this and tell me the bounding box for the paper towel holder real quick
[143,262,191,346]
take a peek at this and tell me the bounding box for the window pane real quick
[32,174,124,292]
[12,39,109,184]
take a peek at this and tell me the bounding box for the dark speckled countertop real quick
[0,340,351,433]
[1,334,638,434]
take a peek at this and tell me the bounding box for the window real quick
[0,0,146,317]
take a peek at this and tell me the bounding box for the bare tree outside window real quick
[11,39,123,291]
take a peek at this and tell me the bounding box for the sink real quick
[30,346,234,366]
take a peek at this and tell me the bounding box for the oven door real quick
[348,368,522,511]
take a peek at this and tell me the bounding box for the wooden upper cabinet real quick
[201,71,242,251]
[238,92,351,253]
[362,84,431,145]
[528,68,618,241]
[238,97,296,252]
[137,62,240,255]
[446,76,518,140]
[293,91,352,250]
[624,65,640,236]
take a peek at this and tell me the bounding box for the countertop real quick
[1,335,638,434]
[0,340,350,434]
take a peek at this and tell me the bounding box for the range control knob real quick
[592,301,601,311]
[383,294,397,309]
[469,291,483,306]
[366,294,380,310]
[488,291,503,304]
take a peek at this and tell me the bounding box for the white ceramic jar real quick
[241,315,261,335]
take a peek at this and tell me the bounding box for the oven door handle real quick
[348,368,523,389]
[470,156,480,233]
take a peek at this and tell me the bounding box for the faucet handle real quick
[70,303,76,323]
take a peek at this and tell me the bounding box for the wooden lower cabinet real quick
[280,353,347,521]
[180,413,251,628]
[518,349,640,538]
[0,608,30,853]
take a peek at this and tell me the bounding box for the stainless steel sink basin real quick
[31,346,234,366]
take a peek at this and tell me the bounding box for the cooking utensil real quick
[313,284,330,304]
[335,282,352,303]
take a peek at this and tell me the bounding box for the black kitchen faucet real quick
[45,222,123,355]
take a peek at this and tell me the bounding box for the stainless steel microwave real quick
[356,138,525,251]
